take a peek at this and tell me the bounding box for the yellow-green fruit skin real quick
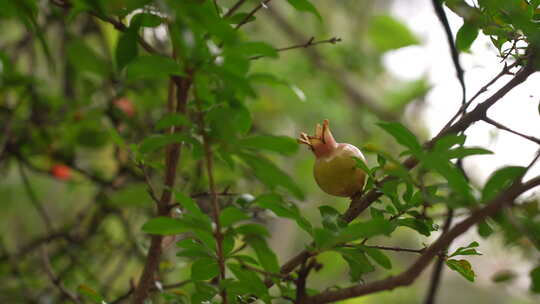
[313,144,366,197]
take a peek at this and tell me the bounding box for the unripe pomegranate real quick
[298,119,366,197]
[51,164,71,181]
[113,97,136,117]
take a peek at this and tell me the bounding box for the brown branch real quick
[423,208,454,304]
[306,175,540,303]
[132,73,193,304]
[250,37,342,60]
[362,245,426,254]
[234,0,273,30]
[111,280,190,304]
[483,116,540,145]
[296,259,317,304]
[223,0,248,18]
[40,245,81,304]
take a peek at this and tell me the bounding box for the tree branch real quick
[250,37,342,60]
[306,175,540,303]
[275,52,537,283]
[131,73,193,304]
[234,0,273,30]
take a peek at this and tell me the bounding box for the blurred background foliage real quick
[1,0,539,303]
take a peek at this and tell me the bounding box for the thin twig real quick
[442,60,519,132]
[250,37,342,60]
[223,0,248,18]
[197,100,228,303]
[40,245,82,303]
[234,0,273,30]
[483,117,540,145]
[306,175,540,303]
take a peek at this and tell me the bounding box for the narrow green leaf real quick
[116,30,138,70]
[362,246,392,269]
[173,191,207,218]
[254,194,311,234]
[227,263,269,297]
[130,12,163,28]
[286,0,322,20]
[245,236,279,273]
[191,258,220,281]
[456,22,479,51]
[238,135,299,155]
[319,218,395,249]
[126,55,184,80]
[446,259,476,282]
[447,147,493,159]
[377,121,422,152]
[142,217,189,235]
[155,113,189,130]
[219,206,250,227]
[335,248,375,281]
[239,153,304,200]
[368,15,419,52]
[139,133,192,154]
[482,166,526,202]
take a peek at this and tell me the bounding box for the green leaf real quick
[456,21,479,51]
[227,263,269,297]
[286,0,322,20]
[245,236,279,273]
[318,218,395,249]
[238,153,304,200]
[377,121,422,152]
[191,258,220,281]
[254,194,311,234]
[335,248,375,281]
[155,113,189,130]
[235,223,270,238]
[235,42,278,58]
[139,133,192,154]
[397,218,437,236]
[130,12,163,28]
[530,265,540,293]
[477,220,494,238]
[482,166,526,202]
[449,241,482,257]
[368,15,419,52]
[126,55,184,80]
[219,206,250,227]
[174,191,206,218]
[446,259,476,282]
[237,135,299,155]
[447,147,493,159]
[362,246,392,269]
[142,217,190,235]
[319,205,346,232]
[116,30,138,70]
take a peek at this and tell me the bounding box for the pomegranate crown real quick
[298,119,338,158]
